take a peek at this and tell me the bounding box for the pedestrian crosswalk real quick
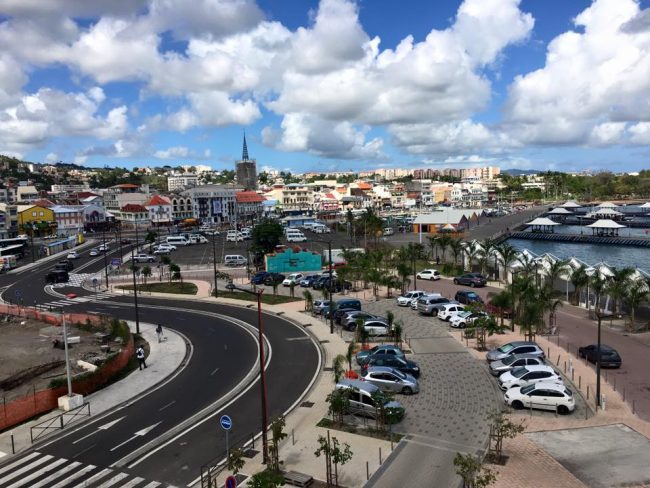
[40,292,115,309]
[0,451,176,488]
[51,273,97,289]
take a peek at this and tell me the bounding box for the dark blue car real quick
[251,271,271,285]
[299,274,320,287]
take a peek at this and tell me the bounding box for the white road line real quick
[70,467,113,488]
[210,366,219,376]
[158,400,176,412]
[0,452,40,476]
[4,458,66,488]
[141,482,161,488]
[49,464,96,488]
[93,472,129,488]
[119,477,145,488]
[0,454,53,485]
[29,461,81,488]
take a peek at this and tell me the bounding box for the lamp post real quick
[130,243,141,334]
[211,233,219,298]
[61,308,73,397]
[225,282,268,463]
[312,238,334,334]
[102,228,109,288]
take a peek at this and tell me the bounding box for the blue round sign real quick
[225,475,237,488]
[14,289,21,297]
[220,415,232,431]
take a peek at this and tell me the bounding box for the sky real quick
[0,0,649,173]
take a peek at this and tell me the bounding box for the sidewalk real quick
[0,321,186,459]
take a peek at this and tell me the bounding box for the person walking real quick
[136,345,147,370]
[156,324,163,343]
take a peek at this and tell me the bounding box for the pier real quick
[506,231,650,248]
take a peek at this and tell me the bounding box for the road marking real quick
[210,366,219,376]
[141,482,162,488]
[0,452,40,476]
[49,464,96,488]
[94,472,129,488]
[109,422,162,452]
[119,477,145,488]
[0,454,53,485]
[158,400,176,411]
[4,457,66,488]
[286,336,311,341]
[30,461,81,488]
[73,416,126,444]
[70,467,112,488]
[72,443,97,458]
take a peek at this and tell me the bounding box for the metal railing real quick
[30,402,91,443]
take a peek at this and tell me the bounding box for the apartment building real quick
[181,185,238,225]
[167,173,198,191]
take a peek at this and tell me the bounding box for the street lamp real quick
[311,237,334,334]
[225,282,268,464]
[130,243,141,334]
[211,233,219,298]
[60,307,73,397]
[102,227,109,288]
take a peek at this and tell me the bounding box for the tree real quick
[478,238,495,278]
[489,290,512,330]
[449,238,463,267]
[248,469,284,488]
[487,411,525,463]
[332,354,346,384]
[623,279,649,332]
[544,259,569,293]
[169,263,181,283]
[141,265,152,285]
[346,341,356,372]
[326,389,350,425]
[314,432,353,488]
[494,243,518,283]
[608,267,635,314]
[251,218,284,254]
[569,265,589,305]
[453,453,497,488]
[437,234,452,263]
[463,240,482,272]
[426,235,439,260]
[303,290,313,312]
[144,230,158,251]
[269,416,288,473]
[226,447,245,476]
[392,320,403,347]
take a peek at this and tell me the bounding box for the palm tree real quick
[426,235,439,261]
[544,259,569,293]
[396,262,411,294]
[623,280,650,331]
[608,267,635,314]
[449,238,463,268]
[141,265,152,285]
[490,289,512,330]
[463,240,481,273]
[437,234,452,264]
[515,253,537,281]
[518,284,545,341]
[569,265,589,306]
[478,238,495,279]
[495,243,518,283]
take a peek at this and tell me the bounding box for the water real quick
[508,238,650,273]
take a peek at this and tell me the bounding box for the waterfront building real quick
[145,194,173,227]
[181,184,238,225]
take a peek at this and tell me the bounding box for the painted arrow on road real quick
[72,417,126,444]
[109,422,162,452]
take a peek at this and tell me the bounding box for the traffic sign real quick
[14,289,21,297]
[220,415,232,431]
[225,476,237,488]
[111,258,122,266]
[92,278,98,287]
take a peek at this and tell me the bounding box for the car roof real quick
[505,341,539,347]
[515,365,555,372]
[506,353,545,361]
[337,378,379,393]
[531,381,567,392]
[372,344,401,351]
[366,366,401,374]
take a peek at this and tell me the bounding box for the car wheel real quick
[401,387,413,395]
[453,279,459,285]
[459,322,466,328]
[511,400,524,410]
[557,405,569,415]
[470,282,476,287]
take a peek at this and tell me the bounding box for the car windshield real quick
[564,388,573,397]
[520,384,536,394]
[467,292,478,298]
[511,367,529,378]
[502,355,518,366]
[456,312,471,318]
[498,343,515,353]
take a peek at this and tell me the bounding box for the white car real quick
[416,269,441,281]
[89,248,100,256]
[396,291,426,306]
[226,231,244,242]
[437,304,466,321]
[287,234,307,243]
[67,251,79,259]
[282,273,304,286]
[449,311,489,329]
[504,382,575,414]
[203,230,220,236]
[154,244,176,254]
[499,365,562,391]
[360,319,391,337]
[98,244,110,252]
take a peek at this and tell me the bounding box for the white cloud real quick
[503,0,650,146]
[44,152,58,163]
[154,146,190,159]
[629,122,650,145]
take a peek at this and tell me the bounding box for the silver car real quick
[489,354,546,376]
[313,300,331,315]
[360,366,419,394]
[417,296,452,316]
[342,311,378,330]
[486,341,545,362]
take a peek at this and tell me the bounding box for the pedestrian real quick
[436,256,440,265]
[136,345,147,370]
[156,324,163,343]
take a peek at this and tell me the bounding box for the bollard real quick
[251,432,255,449]
[292,429,295,446]
[572,369,574,381]
[547,347,550,357]
[556,354,560,366]
[579,376,581,389]
[555,403,558,418]
[564,361,566,373]
[557,335,560,346]
[585,403,588,420]
[633,400,636,415]
[623,387,626,401]
[11,433,14,454]
[601,394,606,411]
[613,376,616,391]
[367,461,370,480]
[587,385,590,400]
[529,402,533,417]
[379,447,382,464]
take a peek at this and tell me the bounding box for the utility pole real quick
[102,228,109,288]
[130,244,141,334]
[212,233,219,298]
[61,309,73,397]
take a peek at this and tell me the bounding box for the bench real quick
[283,471,313,487]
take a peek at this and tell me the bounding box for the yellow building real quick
[17,205,55,234]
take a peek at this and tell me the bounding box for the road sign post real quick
[225,475,237,488]
[92,278,98,300]
[220,415,232,461]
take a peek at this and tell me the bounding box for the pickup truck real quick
[132,253,156,263]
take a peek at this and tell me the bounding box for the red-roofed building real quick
[145,195,172,226]
[33,198,55,208]
[236,191,264,223]
[119,203,150,225]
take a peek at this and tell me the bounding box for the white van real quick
[226,231,244,242]
[224,255,247,266]
[189,234,208,244]
[383,227,394,236]
[313,224,330,234]
[166,235,191,246]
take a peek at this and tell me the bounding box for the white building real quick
[168,173,199,191]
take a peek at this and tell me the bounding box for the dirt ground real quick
[0,315,120,402]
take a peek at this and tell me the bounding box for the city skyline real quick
[0,0,649,173]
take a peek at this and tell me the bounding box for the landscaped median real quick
[116,282,198,294]
[215,290,302,305]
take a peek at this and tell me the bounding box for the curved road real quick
[0,245,321,487]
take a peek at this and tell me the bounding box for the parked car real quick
[454,290,484,305]
[314,277,352,293]
[299,274,320,287]
[263,273,285,286]
[132,253,156,263]
[251,271,271,285]
[89,248,100,256]
[153,244,176,254]
[486,341,545,363]
[360,366,419,394]
[383,227,394,236]
[489,354,547,377]
[416,269,440,281]
[396,290,426,306]
[499,365,562,391]
[342,311,379,330]
[356,344,405,365]
[360,320,391,336]
[504,382,575,414]
[360,354,421,378]
[333,308,358,325]
[437,303,466,321]
[449,311,489,329]
[282,273,304,287]
[453,272,487,287]
[335,379,405,421]
[287,233,307,243]
[417,296,452,316]
[578,344,622,368]
[324,298,361,319]
[226,231,244,242]
[66,251,79,260]
[312,299,331,315]
[311,275,330,290]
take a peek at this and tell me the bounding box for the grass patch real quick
[317,418,404,442]
[117,282,198,295]
[216,291,302,305]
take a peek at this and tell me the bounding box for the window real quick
[361,394,374,406]
[32,211,36,217]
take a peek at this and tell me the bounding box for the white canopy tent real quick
[586,219,626,236]
[560,201,581,208]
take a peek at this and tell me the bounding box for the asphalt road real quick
[0,243,321,486]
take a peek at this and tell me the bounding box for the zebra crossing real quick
[51,273,98,289]
[40,292,115,309]
[0,451,176,488]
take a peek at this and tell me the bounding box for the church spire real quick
[242,131,249,161]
